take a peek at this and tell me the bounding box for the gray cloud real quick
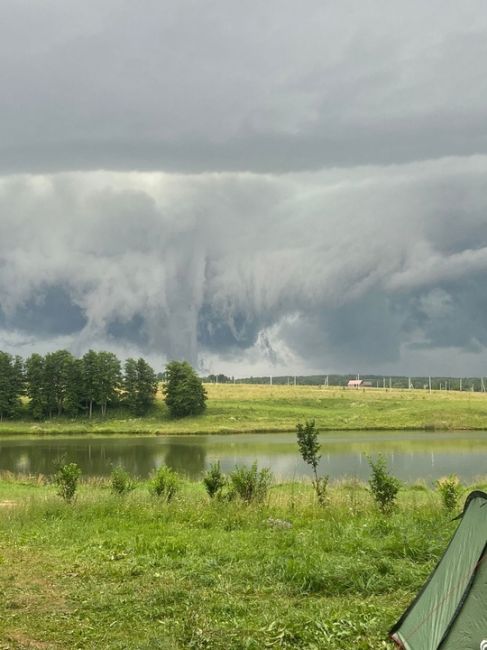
[2,1,487,173]
[0,157,486,374]
[1,2,487,375]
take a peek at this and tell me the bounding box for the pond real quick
[1,431,487,483]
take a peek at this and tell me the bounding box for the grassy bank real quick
[0,476,484,649]
[2,384,487,436]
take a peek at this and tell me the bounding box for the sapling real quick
[149,465,180,502]
[367,455,400,514]
[296,419,328,505]
[436,474,462,512]
[53,461,81,503]
[111,466,136,496]
[203,461,227,499]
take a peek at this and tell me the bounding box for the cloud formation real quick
[0,157,487,374]
[1,2,487,374]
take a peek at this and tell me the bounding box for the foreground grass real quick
[1,478,482,649]
[2,384,487,436]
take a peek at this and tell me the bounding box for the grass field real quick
[1,476,481,649]
[1,384,487,436]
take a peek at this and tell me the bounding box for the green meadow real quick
[1,384,487,436]
[2,476,481,649]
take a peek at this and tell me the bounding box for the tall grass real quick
[0,477,471,649]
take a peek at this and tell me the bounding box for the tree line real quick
[235,374,487,391]
[0,350,158,420]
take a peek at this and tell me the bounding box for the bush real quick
[367,455,400,514]
[229,462,272,503]
[163,360,207,418]
[53,461,81,503]
[296,419,328,505]
[436,475,462,511]
[203,461,227,499]
[111,466,136,495]
[149,466,180,501]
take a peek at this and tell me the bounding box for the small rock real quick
[266,517,292,529]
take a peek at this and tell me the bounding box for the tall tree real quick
[82,350,99,419]
[12,356,25,402]
[96,352,121,416]
[44,350,75,417]
[26,353,47,419]
[135,358,158,415]
[0,352,23,421]
[163,361,207,418]
[64,357,84,417]
[124,358,157,415]
[123,358,138,414]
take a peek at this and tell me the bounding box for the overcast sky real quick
[1,0,487,376]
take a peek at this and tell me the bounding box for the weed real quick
[436,474,463,512]
[229,462,272,503]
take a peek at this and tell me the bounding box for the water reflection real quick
[0,431,486,482]
[164,439,206,477]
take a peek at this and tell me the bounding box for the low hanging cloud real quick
[1,156,487,374]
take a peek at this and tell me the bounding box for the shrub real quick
[436,474,462,511]
[367,455,400,514]
[296,419,328,505]
[229,462,272,503]
[111,466,136,495]
[149,466,180,501]
[53,461,81,503]
[203,461,227,499]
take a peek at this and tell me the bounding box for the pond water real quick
[1,431,487,482]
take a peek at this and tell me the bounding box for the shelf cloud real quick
[0,158,487,374]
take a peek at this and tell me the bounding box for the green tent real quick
[390,491,487,649]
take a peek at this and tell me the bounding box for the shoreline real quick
[1,424,487,437]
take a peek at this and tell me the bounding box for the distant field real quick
[1,384,487,435]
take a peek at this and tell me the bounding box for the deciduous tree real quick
[163,361,207,418]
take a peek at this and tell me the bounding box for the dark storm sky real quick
[1,0,487,375]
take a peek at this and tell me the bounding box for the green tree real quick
[135,358,157,415]
[12,355,25,402]
[26,353,47,419]
[123,358,138,414]
[44,350,75,416]
[296,419,328,505]
[367,455,400,514]
[64,357,84,417]
[82,350,99,418]
[96,351,121,417]
[0,352,24,421]
[163,361,207,418]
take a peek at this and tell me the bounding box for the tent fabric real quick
[390,491,487,650]
[442,548,487,649]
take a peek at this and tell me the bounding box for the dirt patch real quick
[0,501,16,508]
[2,631,55,649]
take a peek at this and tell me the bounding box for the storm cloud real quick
[1,1,487,375]
[0,157,486,374]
